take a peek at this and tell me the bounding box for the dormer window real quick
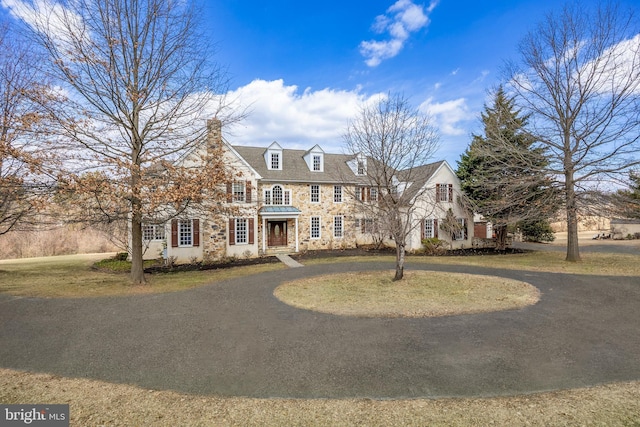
[271,152,280,170]
[303,145,324,172]
[357,160,365,175]
[264,142,283,170]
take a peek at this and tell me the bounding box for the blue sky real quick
[2,0,637,166]
[202,0,637,165]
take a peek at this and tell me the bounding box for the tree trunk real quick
[130,214,146,284]
[495,224,507,250]
[565,176,581,262]
[394,243,405,281]
[130,155,146,284]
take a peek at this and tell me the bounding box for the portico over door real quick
[268,221,287,246]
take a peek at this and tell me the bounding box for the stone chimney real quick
[207,118,223,152]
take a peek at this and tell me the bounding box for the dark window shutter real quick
[248,218,254,244]
[193,219,200,247]
[464,219,468,240]
[436,184,440,202]
[171,220,178,247]
[434,219,438,238]
[226,182,232,202]
[246,181,252,203]
[448,184,453,202]
[229,219,235,245]
[421,219,425,240]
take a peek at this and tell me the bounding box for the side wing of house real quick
[407,161,473,251]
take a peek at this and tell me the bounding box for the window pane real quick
[311,216,320,238]
[311,185,319,203]
[233,182,245,202]
[235,218,247,244]
[272,186,283,205]
[142,225,154,241]
[334,185,342,203]
[334,216,343,238]
[271,153,279,169]
[313,155,321,171]
[179,220,192,246]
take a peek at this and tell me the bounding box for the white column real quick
[262,217,266,253]
[295,217,299,252]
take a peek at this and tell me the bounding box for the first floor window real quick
[424,219,435,238]
[310,216,321,239]
[179,220,192,246]
[454,218,466,241]
[235,218,248,244]
[170,219,199,248]
[334,215,343,238]
[143,224,165,241]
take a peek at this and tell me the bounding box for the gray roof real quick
[232,145,446,191]
[232,145,364,184]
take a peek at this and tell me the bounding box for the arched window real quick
[272,185,283,205]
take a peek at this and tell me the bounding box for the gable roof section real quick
[232,145,363,184]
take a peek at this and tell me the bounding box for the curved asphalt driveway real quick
[1,261,639,399]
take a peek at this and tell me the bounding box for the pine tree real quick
[457,86,556,249]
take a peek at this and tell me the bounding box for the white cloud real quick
[419,97,473,136]
[222,79,384,152]
[2,0,85,46]
[360,0,439,67]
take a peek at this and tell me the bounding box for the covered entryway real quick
[268,221,287,247]
[259,206,301,254]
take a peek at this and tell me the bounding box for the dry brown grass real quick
[305,251,640,276]
[2,369,639,426]
[274,270,540,317]
[0,254,284,298]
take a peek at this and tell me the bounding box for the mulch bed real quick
[144,246,529,274]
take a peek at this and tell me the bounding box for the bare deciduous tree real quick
[8,0,240,283]
[0,21,58,235]
[343,94,440,280]
[506,1,640,261]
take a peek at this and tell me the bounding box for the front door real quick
[268,221,287,247]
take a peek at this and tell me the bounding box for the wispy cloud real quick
[360,0,439,67]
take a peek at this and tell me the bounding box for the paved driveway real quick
[1,262,639,399]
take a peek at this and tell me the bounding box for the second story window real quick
[272,185,283,205]
[310,185,320,203]
[264,185,292,205]
[436,183,453,202]
[271,152,280,170]
[334,185,342,203]
[232,182,245,202]
[357,161,365,175]
[313,155,321,171]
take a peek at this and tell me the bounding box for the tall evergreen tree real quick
[457,86,556,249]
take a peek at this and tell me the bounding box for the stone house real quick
[142,120,472,262]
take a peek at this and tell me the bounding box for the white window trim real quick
[424,218,435,239]
[178,219,193,247]
[310,216,321,239]
[454,218,466,241]
[333,185,343,203]
[232,181,246,203]
[235,218,248,245]
[310,184,320,203]
[333,215,344,238]
[143,224,165,241]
